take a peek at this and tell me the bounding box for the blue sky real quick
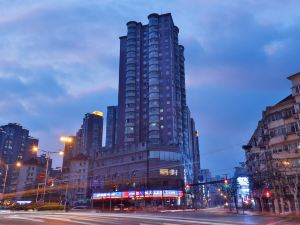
[0,0,300,175]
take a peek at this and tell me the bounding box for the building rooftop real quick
[275,94,293,106]
[287,71,300,80]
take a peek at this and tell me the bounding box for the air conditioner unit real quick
[294,114,299,120]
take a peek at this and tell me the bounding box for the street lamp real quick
[32,144,64,203]
[32,146,39,153]
[1,161,22,199]
[59,136,73,211]
[60,136,73,143]
[282,160,291,166]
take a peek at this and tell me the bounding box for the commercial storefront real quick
[92,189,183,209]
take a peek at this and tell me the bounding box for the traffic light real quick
[112,185,118,192]
[185,184,191,192]
[224,178,229,188]
[265,191,270,198]
[48,179,54,187]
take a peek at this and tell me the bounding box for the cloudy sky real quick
[1,0,300,175]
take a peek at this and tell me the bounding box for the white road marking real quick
[100,214,251,225]
[32,214,120,225]
[7,215,44,223]
[80,214,236,225]
[57,212,255,225]
[266,220,288,225]
[28,215,96,225]
[57,212,257,225]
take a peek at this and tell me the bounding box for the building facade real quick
[61,111,104,205]
[117,13,191,149]
[0,123,38,195]
[244,72,300,214]
[105,106,118,149]
[91,13,200,208]
[65,154,89,206]
[82,112,104,157]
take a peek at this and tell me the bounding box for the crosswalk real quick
[0,212,293,225]
[1,212,253,225]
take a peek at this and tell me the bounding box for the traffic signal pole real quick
[187,178,233,186]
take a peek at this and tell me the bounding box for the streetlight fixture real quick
[60,136,73,143]
[31,143,65,203]
[282,160,291,166]
[32,146,39,153]
[59,136,73,211]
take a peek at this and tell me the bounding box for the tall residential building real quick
[190,118,201,207]
[92,13,200,208]
[0,128,5,151]
[105,106,118,148]
[243,72,300,214]
[117,13,190,149]
[0,123,38,163]
[61,111,103,206]
[0,123,38,194]
[62,136,76,173]
[82,111,104,157]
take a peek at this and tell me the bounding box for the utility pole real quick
[2,164,9,196]
[42,153,50,203]
[1,162,22,200]
[64,182,69,212]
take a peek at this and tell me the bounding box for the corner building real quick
[93,13,200,208]
[243,72,300,213]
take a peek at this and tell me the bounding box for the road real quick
[0,210,299,225]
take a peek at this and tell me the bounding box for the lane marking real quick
[32,215,120,225]
[54,212,256,225]
[29,215,96,225]
[266,220,288,225]
[7,215,44,223]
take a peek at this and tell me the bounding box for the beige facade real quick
[244,72,300,214]
[64,154,89,206]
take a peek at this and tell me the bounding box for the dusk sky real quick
[1,0,300,176]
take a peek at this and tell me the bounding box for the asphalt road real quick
[0,210,299,225]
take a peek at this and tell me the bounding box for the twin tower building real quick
[65,13,200,207]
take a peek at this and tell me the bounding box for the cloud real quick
[263,40,287,56]
[0,0,300,175]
